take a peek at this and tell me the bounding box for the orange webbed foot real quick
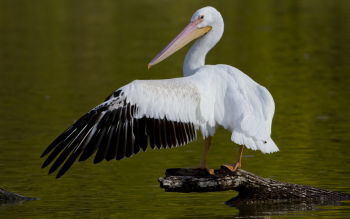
[221,162,241,172]
[189,165,214,175]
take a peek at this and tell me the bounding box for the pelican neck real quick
[183,37,210,77]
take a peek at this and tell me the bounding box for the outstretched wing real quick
[41,78,203,178]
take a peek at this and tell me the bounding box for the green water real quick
[1,0,350,218]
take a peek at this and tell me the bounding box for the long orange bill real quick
[148,19,211,69]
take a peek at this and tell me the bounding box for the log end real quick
[0,188,38,204]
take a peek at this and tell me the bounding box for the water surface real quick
[0,0,349,218]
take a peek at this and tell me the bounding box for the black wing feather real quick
[169,121,178,147]
[147,119,156,149]
[138,118,148,152]
[78,112,109,161]
[40,126,75,158]
[105,109,122,161]
[48,124,90,174]
[41,90,198,178]
[133,118,141,154]
[125,120,133,157]
[155,120,162,149]
[94,110,118,163]
[41,130,77,168]
[174,122,184,145]
[160,118,170,148]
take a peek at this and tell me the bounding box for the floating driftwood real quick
[158,167,350,205]
[0,188,37,204]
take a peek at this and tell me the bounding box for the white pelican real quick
[41,6,279,178]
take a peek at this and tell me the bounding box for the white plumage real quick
[41,6,278,178]
[122,63,278,153]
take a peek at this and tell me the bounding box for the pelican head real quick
[148,6,224,70]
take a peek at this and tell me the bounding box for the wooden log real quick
[0,188,37,204]
[158,167,350,205]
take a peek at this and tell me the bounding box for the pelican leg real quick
[222,145,244,172]
[190,136,214,175]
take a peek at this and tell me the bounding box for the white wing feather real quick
[120,78,207,127]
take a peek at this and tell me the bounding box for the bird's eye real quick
[200,15,204,19]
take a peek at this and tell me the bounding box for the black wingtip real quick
[93,156,103,164]
[48,166,56,175]
[55,168,66,178]
[40,147,53,158]
[42,155,56,169]
[55,172,63,179]
[41,162,49,169]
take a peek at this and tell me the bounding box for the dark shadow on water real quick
[226,198,350,217]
